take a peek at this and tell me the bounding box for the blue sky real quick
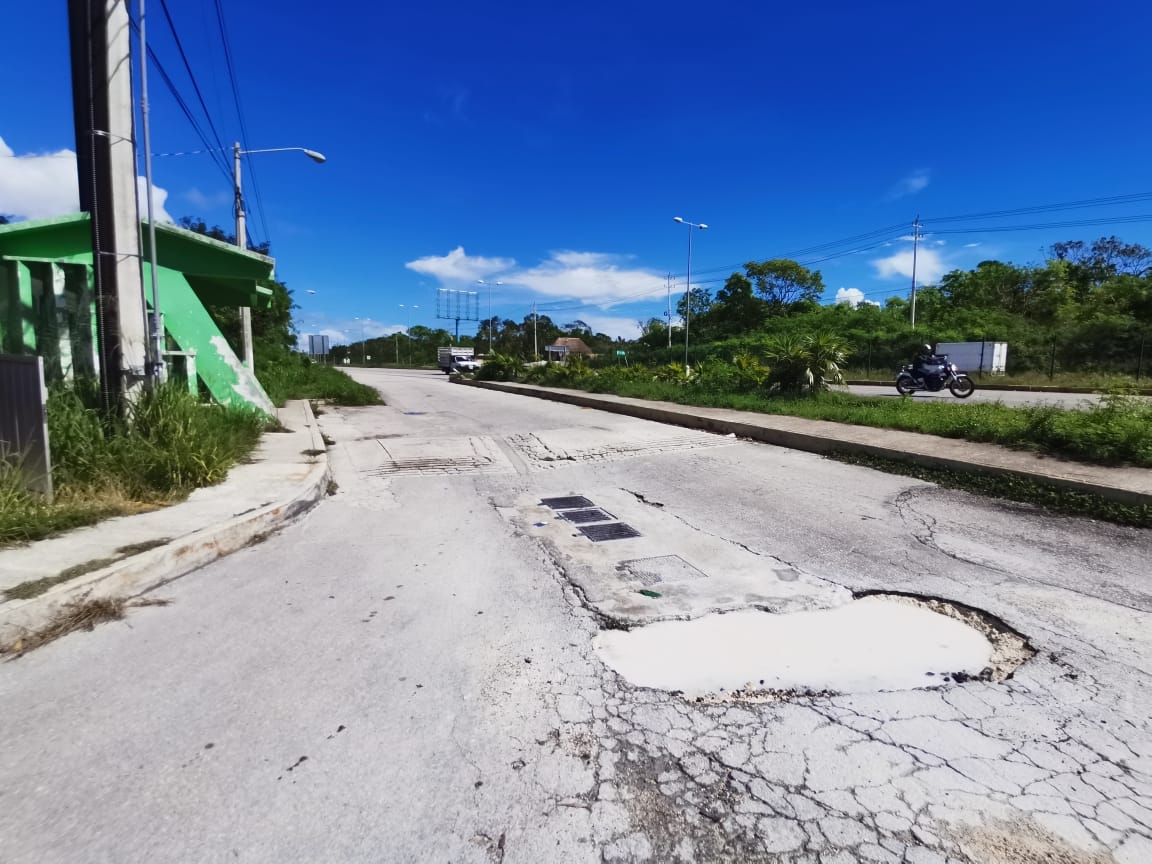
[3,0,1152,343]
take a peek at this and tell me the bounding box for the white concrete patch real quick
[508,425,734,467]
[594,597,994,696]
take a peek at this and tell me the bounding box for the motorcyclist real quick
[912,344,946,386]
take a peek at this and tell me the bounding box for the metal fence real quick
[0,354,53,500]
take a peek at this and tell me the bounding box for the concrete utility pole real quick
[233,142,254,369]
[533,301,538,360]
[665,273,673,351]
[68,0,150,414]
[910,215,922,330]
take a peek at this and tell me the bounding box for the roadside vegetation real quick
[256,350,381,406]
[474,348,1152,468]
[1,383,267,548]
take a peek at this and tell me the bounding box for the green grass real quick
[257,352,382,406]
[526,375,1152,468]
[1,383,268,548]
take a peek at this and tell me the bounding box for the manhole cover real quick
[541,496,595,510]
[579,523,642,542]
[561,508,616,524]
[617,555,707,586]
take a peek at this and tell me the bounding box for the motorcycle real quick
[895,356,976,398]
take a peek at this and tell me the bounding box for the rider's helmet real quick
[921,344,932,354]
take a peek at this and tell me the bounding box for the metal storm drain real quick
[541,496,596,510]
[363,456,495,476]
[578,523,642,542]
[616,555,707,586]
[561,508,615,524]
[541,495,641,542]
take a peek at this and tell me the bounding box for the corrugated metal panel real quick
[0,354,53,499]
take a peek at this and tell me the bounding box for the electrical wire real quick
[155,0,230,164]
[128,15,233,184]
[214,0,268,250]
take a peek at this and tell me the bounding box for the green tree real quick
[710,272,766,336]
[743,259,824,314]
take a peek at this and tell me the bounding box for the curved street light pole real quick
[673,217,708,368]
[232,143,326,369]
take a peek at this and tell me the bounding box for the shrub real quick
[475,352,525,381]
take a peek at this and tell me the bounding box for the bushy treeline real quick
[631,236,1151,377]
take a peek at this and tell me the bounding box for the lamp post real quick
[353,317,370,365]
[232,142,326,369]
[476,280,504,352]
[673,216,708,368]
[399,303,419,364]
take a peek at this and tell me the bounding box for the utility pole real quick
[532,301,538,360]
[68,0,150,415]
[910,214,922,329]
[233,141,255,368]
[138,0,164,382]
[665,273,673,351]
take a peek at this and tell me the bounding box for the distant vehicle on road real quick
[438,347,480,374]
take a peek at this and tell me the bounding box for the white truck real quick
[438,346,480,374]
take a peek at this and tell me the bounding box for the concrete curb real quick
[456,379,1152,508]
[843,379,1152,395]
[0,402,331,649]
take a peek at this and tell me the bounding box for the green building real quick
[0,213,276,414]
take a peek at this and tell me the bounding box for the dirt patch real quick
[115,538,172,557]
[944,816,1114,864]
[856,590,1036,682]
[1,595,172,657]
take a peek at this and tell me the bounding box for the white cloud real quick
[0,134,172,222]
[933,239,946,246]
[964,242,981,248]
[835,287,865,307]
[886,169,930,200]
[509,250,666,307]
[563,313,641,340]
[871,246,947,285]
[405,246,516,282]
[184,186,230,210]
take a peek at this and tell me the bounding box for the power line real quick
[128,15,233,184]
[214,0,268,249]
[155,0,230,164]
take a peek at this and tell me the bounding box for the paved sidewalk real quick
[0,400,329,646]
[459,379,1152,507]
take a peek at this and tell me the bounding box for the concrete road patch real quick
[506,487,848,625]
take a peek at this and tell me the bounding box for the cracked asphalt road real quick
[0,367,1149,864]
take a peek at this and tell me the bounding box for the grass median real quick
[521,373,1152,468]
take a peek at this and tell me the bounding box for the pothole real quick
[593,594,1033,701]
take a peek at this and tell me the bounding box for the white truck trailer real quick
[438,347,480,374]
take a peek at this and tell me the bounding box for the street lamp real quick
[399,303,419,365]
[673,216,708,368]
[476,279,504,352]
[232,142,326,369]
[353,316,369,365]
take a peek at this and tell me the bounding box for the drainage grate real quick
[578,523,642,542]
[541,496,595,510]
[363,456,496,476]
[616,555,707,586]
[560,507,615,524]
